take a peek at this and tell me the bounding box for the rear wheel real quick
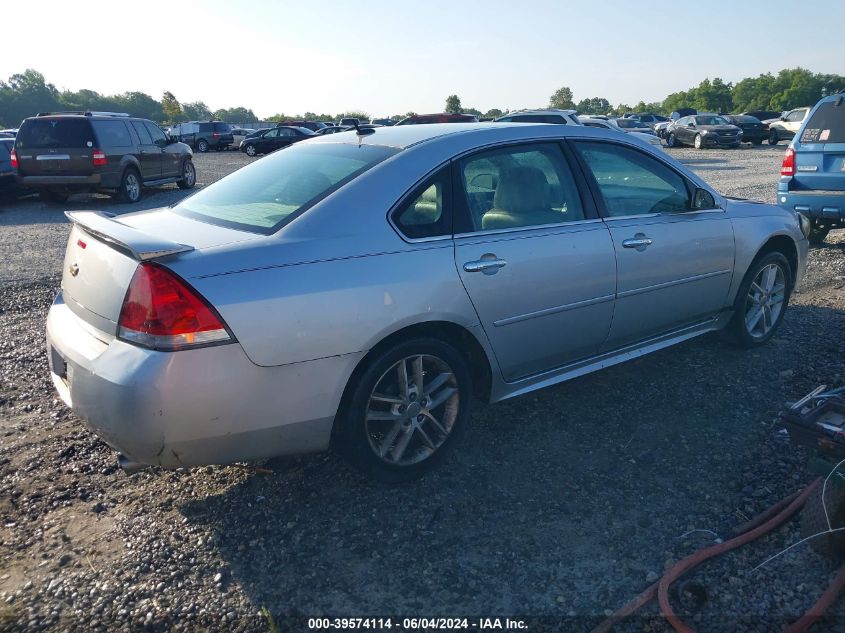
[667,132,677,148]
[197,138,209,153]
[694,134,704,149]
[768,130,779,145]
[337,338,472,482]
[40,190,69,204]
[808,220,831,245]
[724,251,792,347]
[118,168,142,203]
[177,159,196,190]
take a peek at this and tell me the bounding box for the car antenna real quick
[351,120,375,146]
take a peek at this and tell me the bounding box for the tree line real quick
[2,67,843,129]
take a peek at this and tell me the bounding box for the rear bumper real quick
[20,174,101,186]
[46,293,362,468]
[778,187,845,220]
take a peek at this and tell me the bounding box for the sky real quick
[3,0,845,119]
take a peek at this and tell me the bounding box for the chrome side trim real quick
[454,218,604,241]
[493,315,729,402]
[617,269,732,299]
[493,294,615,327]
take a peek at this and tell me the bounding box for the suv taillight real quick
[212,132,220,139]
[781,148,795,176]
[118,262,232,351]
[9,148,17,169]
[92,149,107,167]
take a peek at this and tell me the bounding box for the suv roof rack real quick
[35,111,130,118]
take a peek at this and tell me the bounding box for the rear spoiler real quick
[65,211,194,261]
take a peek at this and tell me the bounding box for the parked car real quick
[239,126,314,156]
[230,128,255,149]
[627,113,670,127]
[654,120,673,139]
[722,115,768,145]
[0,129,17,138]
[578,116,664,150]
[777,93,845,244]
[370,118,396,126]
[493,109,580,125]
[169,121,234,152]
[245,128,270,139]
[339,118,361,128]
[0,137,30,200]
[316,126,349,135]
[768,108,811,145]
[274,120,325,132]
[45,122,808,481]
[396,113,479,125]
[614,118,657,135]
[741,111,782,124]
[12,111,195,203]
[665,115,743,149]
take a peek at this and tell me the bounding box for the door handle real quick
[463,258,507,273]
[622,235,653,250]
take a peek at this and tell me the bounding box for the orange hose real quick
[589,478,830,633]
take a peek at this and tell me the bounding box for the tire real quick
[808,220,830,246]
[694,134,704,149]
[768,130,779,145]
[801,484,845,559]
[39,190,69,204]
[118,168,142,203]
[666,132,677,148]
[197,139,209,153]
[336,338,472,482]
[723,251,792,347]
[244,144,257,157]
[177,159,196,190]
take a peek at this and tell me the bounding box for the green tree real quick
[213,106,257,123]
[182,101,212,120]
[445,95,462,114]
[161,91,182,122]
[484,108,504,119]
[576,97,611,115]
[462,107,482,116]
[113,92,164,121]
[549,86,575,110]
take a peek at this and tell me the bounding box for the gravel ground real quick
[1,145,844,632]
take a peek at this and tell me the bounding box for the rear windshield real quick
[801,102,845,143]
[172,142,399,234]
[16,118,95,149]
[731,115,759,123]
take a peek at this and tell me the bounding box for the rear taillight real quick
[781,148,795,176]
[9,148,17,169]
[118,263,232,351]
[212,132,220,138]
[92,149,107,167]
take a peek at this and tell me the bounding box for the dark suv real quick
[13,112,195,203]
[169,121,234,152]
[777,93,845,244]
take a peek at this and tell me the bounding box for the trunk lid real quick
[15,117,95,177]
[61,210,260,334]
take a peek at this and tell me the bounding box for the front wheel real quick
[694,134,704,149]
[336,338,472,482]
[768,130,779,145]
[666,132,677,148]
[724,251,792,347]
[118,168,142,203]
[197,139,209,153]
[177,159,196,190]
[244,144,257,157]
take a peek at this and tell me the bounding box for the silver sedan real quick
[46,123,809,481]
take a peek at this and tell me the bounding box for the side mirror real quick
[692,188,716,210]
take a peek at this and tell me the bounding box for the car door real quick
[258,128,279,152]
[571,139,734,349]
[144,122,178,178]
[676,116,694,144]
[129,120,161,181]
[275,128,296,149]
[453,142,617,381]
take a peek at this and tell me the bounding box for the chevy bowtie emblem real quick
[68,263,79,277]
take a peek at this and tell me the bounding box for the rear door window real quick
[16,119,95,149]
[131,121,153,144]
[800,102,845,143]
[91,120,132,147]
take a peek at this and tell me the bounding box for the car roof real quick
[308,121,639,150]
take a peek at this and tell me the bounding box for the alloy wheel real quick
[183,162,196,186]
[365,354,460,466]
[125,173,140,201]
[744,263,786,339]
[245,145,256,157]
